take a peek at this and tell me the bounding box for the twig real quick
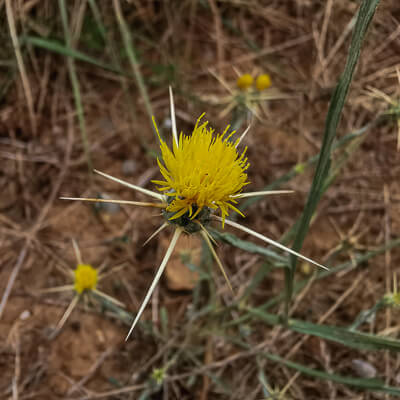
[208,0,224,74]
[5,0,37,135]
[67,348,114,395]
[0,244,29,319]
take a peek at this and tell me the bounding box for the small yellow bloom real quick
[255,74,271,91]
[74,263,98,294]
[42,240,126,336]
[153,116,249,226]
[237,74,254,90]
[151,367,166,385]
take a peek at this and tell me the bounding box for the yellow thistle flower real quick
[153,115,249,226]
[61,88,327,340]
[237,73,254,90]
[256,74,271,91]
[74,264,98,294]
[42,240,125,335]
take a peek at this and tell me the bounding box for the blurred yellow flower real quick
[42,240,125,336]
[256,74,271,91]
[74,263,98,294]
[236,73,254,90]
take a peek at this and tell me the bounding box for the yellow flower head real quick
[237,74,254,90]
[255,74,271,91]
[153,116,249,227]
[74,263,98,294]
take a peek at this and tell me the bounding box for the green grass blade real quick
[277,133,367,249]
[240,262,274,302]
[287,0,381,315]
[113,0,155,139]
[248,308,400,352]
[58,0,92,177]
[23,35,122,74]
[264,353,400,396]
[225,335,400,396]
[226,237,400,328]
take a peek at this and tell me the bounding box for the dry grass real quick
[1,1,400,399]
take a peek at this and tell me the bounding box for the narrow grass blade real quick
[241,263,273,302]
[23,36,122,74]
[58,0,93,176]
[248,308,400,352]
[263,353,400,396]
[227,237,400,328]
[287,0,381,316]
[112,0,155,139]
[6,0,36,135]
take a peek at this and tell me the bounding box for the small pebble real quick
[351,359,377,378]
[163,117,172,129]
[19,310,31,320]
[121,159,138,176]
[96,194,120,214]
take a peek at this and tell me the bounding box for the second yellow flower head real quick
[74,264,98,294]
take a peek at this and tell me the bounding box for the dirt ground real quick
[1,1,400,399]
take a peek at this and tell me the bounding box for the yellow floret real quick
[255,74,271,91]
[74,264,98,294]
[153,115,249,226]
[237,74,254,90]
